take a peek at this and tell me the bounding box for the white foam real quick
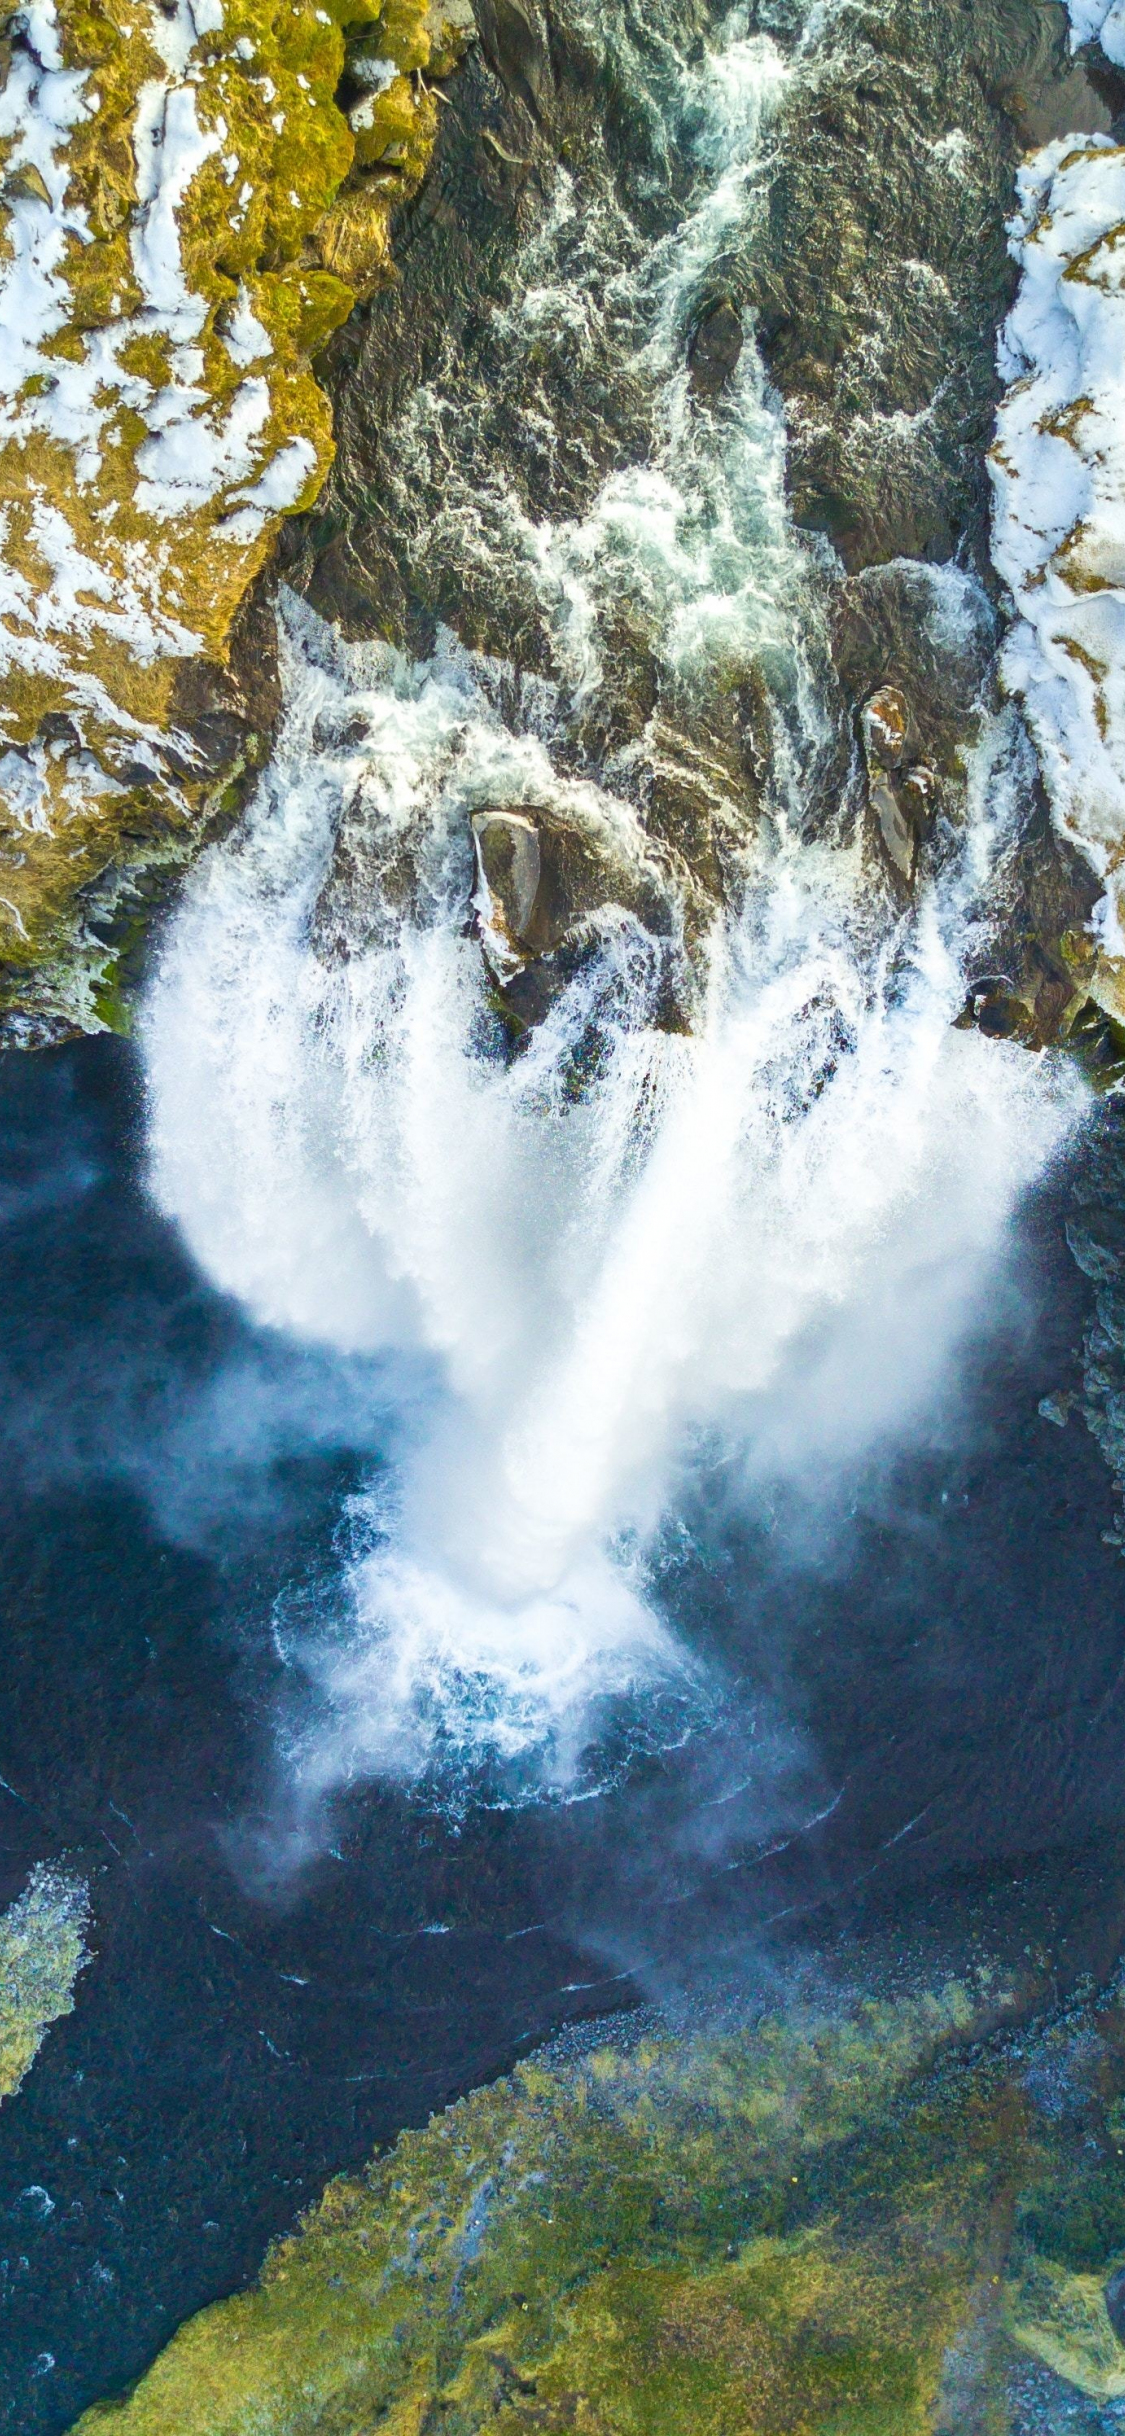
[145,6,1087,1814]
[145,601,1082,1808]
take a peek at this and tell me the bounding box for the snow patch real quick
[1066,0,1125,67]
[217,436,318,542]
[990,135,1125,952]
[221,283,271,368]
[135,376,272,519]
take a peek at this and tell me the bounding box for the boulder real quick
[471,809,545,972]
[688,299,744,398]
[861,686,909,771]
[468,801,681,1032]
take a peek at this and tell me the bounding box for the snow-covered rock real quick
[990,134,1125,978]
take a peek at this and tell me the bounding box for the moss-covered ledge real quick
[0,0,473,1039]
[70,1963,1125,2436]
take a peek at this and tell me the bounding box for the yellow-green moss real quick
[0,1860,90,2102]
[0,0,472,1026]
[70,1972,1069,2434]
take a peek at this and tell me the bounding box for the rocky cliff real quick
[0,0,471,1040]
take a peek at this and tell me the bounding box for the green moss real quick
[68,1976,1047,2434]
[0,0,474,1033]
[0,1862,90,2104]
[71,1963,1125,2432]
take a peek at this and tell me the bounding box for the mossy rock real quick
[0,0,473,1032]
[0,1860,90,2103]
[68,1975,1057,2434]
[72,1961,1125,2433]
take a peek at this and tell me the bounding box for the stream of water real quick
[7,3,1125,2426]
[145,1,1085,1825]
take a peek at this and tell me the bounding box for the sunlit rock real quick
[0,0,473,1038]
[861,686,909,772]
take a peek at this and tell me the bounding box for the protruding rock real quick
[471,809,543,974]
[688,299,744,398]
[466,801,681,1032]
[860,687,917,881]
[2,160,50,208]
[869,772,915,882]
[861,686,909,770]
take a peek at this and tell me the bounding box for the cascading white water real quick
[144,4,1086,1814]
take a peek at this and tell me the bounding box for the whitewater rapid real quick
[145,4,1086,1816]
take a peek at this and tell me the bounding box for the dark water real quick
[2,1037,1125,2430]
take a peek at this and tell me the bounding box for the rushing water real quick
[8,4,1125,2426]
[143,1,1086,1828]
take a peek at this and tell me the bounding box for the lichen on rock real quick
[0,1857,90,2102]
[66,1955,1125,2433]
[59,1973,1027,2434]
[0,0,472,1036]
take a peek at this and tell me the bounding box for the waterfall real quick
[142,2,1085,1815]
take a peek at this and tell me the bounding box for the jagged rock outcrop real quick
[742,0,1125,1057]
[275,0,1125,1051]
[0,0,473,1038]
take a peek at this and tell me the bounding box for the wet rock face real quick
[688,298,744,398]
[469,802,680,1029]
[280,0,1119,1038]
[747,0,1118,580]
[473,0,553,123]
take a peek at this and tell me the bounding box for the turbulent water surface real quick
[146,0,1087,1817]
[6,0,1125,2428]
